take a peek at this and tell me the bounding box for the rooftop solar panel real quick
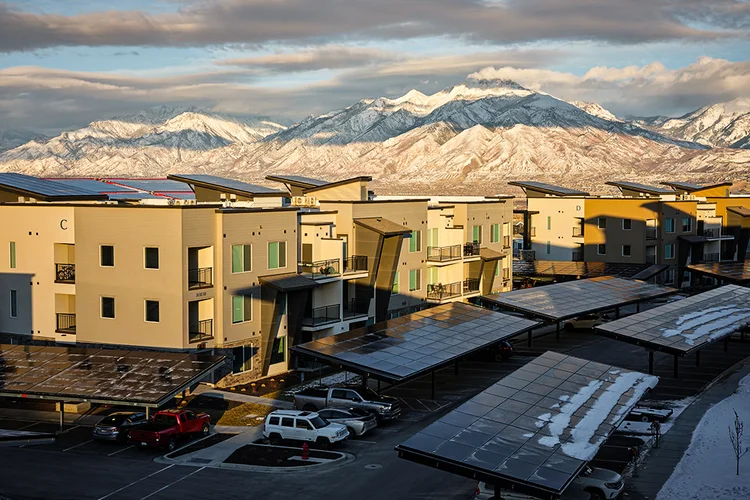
[687,262,750,285]
[596,285,750,355]
[168,174,284,195]
[0,173,106,200]
[47,178,137,194]
[508,181,589,197]
[482,276,676,322]
[396,351,658,496]
[0,345,224,406]
[105,178,192,192]
[267,174,328,187]
[607,181,674,195]
[513,261,651,279]
[291,303,539,383]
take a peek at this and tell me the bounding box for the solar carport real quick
[687,262,750,286]
[396,351,658,500]
[596,285,750,377]
[479,276,676,344]
[0,344,225,429]
[291,303,539,398]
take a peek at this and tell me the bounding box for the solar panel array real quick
[508,181,588,197]
[107,178,193,192]
[292,303,539,382]
[0,173,105,199]
[513,260,651,279]
[169,174,283,195]
[50,178,135,195]
[608,181,673,195]
[596,285,750,355]
[397,351,657,496]
[269,174,328,187]
[687,262,750,284]
[0,345,224,405]
[483,276,675,321]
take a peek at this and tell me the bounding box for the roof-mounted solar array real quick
[265,174,329,188]
[0,173,107,201]
[481,276,676,322]
[167,174,285,197]
[396,351,658,497]
[106,178,193,192]
[291,303,539,383]
[596,285,750,355]
[687,262,750,285]
[513,261,653,279]
[606,181,674,196]
[508,181,589,197]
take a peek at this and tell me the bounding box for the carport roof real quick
[481,276,676,322]
[290,302,539,383]
[0,345,225,407]
[687,262,750,285]
[513,260,653,279]
[595,285,750,356]
[396,351,658,498]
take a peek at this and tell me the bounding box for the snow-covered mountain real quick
[0,81,748,194]
[0,128,48,154]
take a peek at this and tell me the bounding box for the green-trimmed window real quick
[232,294,253,323]
[490,224,500,243]
[232,244,252,273]
[472,225,482,244]
[392,272,399,295]
[268,241,287,269]
[9,242,16,269]
[409,230,422,253]
[409,269,421,291]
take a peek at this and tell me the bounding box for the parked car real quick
[475,481,591,499]
[626,406,674,422]
[475,465,623,500]
[293,386,401,422]
[129,409,210,452]
[316,407,377,437]
[92,411,148,442]
[563,313,609,332]
[263,409,349,449]
[469,340,515,362]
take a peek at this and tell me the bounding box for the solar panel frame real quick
[513,261,652,279]
[291,303,539,383]
[47,178,138,194]
[0,173,106,200]
[607,181,674,195]
[267,174,328,187]
[105,178,193,192]
[168,174,284,195]
[508,181,589,197]
[687,262,750,285]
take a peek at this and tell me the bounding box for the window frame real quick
[267,241,287,270]
[9,290,17,318]
[622,245,632,257]
[597,244,606,255]
[490,223,500,243]
[231,294,253,324]
[546,216,551,231]
[144,247,160,270]
[682,217,693,233]
[622,218,632,231]
[101,296,115,319]
[391,271,399,295]
[471,225,482,245]
[665,218,675,234]
[409,268,421,291]
[144,299,160,323]
[546,241,551,255]
[231,244,252,273]
[665,243,675,260]
[597,217,607,229]
[409,230,422,253]
[100,245,115,267]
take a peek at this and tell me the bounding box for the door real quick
[184,411,200,433]
[302,243,313,263]
[280,416,296,440]
[329,389,350,408]
[294,418,313,441]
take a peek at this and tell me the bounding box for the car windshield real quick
[309,416,329,429]
[98,415,125,426]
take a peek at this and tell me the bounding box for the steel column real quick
[673,355,679,378]
[527,330,533,347]
[636,302,641,313]
[556,321,560,341]
[615,307,621,319]
[648,351,654,375]
[59,401,65,432]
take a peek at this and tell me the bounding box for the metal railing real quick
[529,227,536,237]
[703,228,721,239]
[427,245,462,262]
[55,263,75,284]
[463,278,480,294]
[299,259,340,279]
[703,253,720,263]
[572,227,584,237]
[189,319,214,343]
[646,228,657,240]
[343,298,370,318]
[572,250,584,262]
[188,267,213,289]
[303,304,341,326]
[343,255,368,273]
[427,282,462,301]
[463,242,480,257]
[56,313,76,333]
[503,235,511,249]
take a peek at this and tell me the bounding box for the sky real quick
[1,0,750,133]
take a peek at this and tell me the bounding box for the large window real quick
[682,217,693,232]
[665,243,675,259]
[232,294,252,323]
[472,226,482,245]
[267,241,286,269]
[409,269,421,291]
[232,244,252,273]
[392,272,399,295]
[409,230,422,252]
[622,245,632,257]
[100,245,114,267]
[665,218,675,234]
[270,336,286,365]
[101,297,115,319]
[490,224,500,243]
[597,217,607,229]
[144,247,159,270]
[9,242,16,269]
[597,244,606,255]
[427,228,439,247]
[428,267,439,285]
[232,346,253,374]
[546,241,551,255]
[622,219,632,230]
[9,290,17,318]
[145,300,160,322]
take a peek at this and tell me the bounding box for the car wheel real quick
[269,433,282,445]
[586,489,605,500]
[564,322,575,332]
[167,439,176,452]
[302,404,317,412]
[201,424,210,437]
[641,415,650,422]
[119,430,130,443]
[316,437,331,450]
[346,426,357,438]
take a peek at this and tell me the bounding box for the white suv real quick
[476,466,624,500]
[263,410,349,449]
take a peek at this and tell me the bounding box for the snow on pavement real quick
[656,374,750,500]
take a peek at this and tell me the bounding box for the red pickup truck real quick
[129,409,210,451]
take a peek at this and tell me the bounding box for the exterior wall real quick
[308,181,368,202]
[528,197,586,261]
[584,198,656,264]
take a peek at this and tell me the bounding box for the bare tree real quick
[729,410,750,475]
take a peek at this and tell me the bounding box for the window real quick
[409,269,421,291]
[9,242,16,269]
[270,336,286,365]
[144,247,159,269]
[597,217,607,229]
[281,417,294,428]
[9,290,17,318]
[267,241,286,269]
[392,272,399,295]
[145,300,159,322]
[622,218,632,230]
[665,218,675,233]
[232,346,253,373]
[101,297,115,319]
[427,267,438,285]
[622,245,631,257]
[495,262,500,276]
[546,216,551,231]
[490,224,500,243]
[185,411,197,421]
[409,230,422,252]
[100,245,114,267]
[296,419,311,430]
[472,225,482,245]
[665,243,675,259]
[268,416,280,426]
[427,228,439,247]
[232,294,252,323]
[231,244,252,273]
[664,268,675,285]
[546,241,551,255]
[597,244,606,255]
[682,217,693,232]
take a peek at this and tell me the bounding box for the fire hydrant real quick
[301,442,309,461]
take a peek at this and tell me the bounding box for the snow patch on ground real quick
[656,374,750,500]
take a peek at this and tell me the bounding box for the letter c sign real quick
[60,219,68,230]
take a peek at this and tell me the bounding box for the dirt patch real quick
[221,373,303,400]
[166,432,237,458]
[224,444,340,467]
[179,395,277,427]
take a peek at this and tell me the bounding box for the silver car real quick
[317,408,377,437]
[92,411,147,442]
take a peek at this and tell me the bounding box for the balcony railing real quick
[463,278,480,294]
[343,255,368,273]
[703,253,720,263]
[572,250,584,262]
[427,282,462,301]
[503,235,511,249]
[56,313,76,334]
[428,245,462,262]
[572,227,584,237]
[343,297,370,318]
[189,319,214,343]
[55,263,75,284]
[703,228,722,239]
[303,304,341,327]
[463,242,480,257]
[299,259,340,279]
[646,228,657,240]
[188,267,213,290]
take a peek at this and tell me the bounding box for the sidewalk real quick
[193,385,294,409]
[625,361,750,499]
[160,426,263,466]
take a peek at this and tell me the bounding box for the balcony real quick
[572,227,584,238]
[189,319,214,343]
[428,245,462,262]
[646,228,657,240]
[343,297,370,319]
[703,253,720,263]
[427,282,462,301]
[188,267,213,290]
[303,304,341,327]
[343,255,368,273]
[463,278,480,294]
[56,313,76,334]
[463,242,480,258]
[299,259,340,279]
[572,250,584,262]
[55,263,75,284]
[503,235,511,249]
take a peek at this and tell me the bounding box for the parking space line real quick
[349,440,377,444]
[108,445,135,457]
[17,422,41,430]
[415,399,431,410]
[64,439,94,452]
[97,464,174,500]
[139,467,205,500]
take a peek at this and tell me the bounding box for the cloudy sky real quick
[1,0,750,133]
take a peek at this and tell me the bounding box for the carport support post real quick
[527,329,533,347]
[636,302,641,313]
[673,355,679,379]
[556,321,560,341]
[59,401,64,431]
[431,370,435,400]
[146,406,150,419]
[648,351,654,375]
[615,306,621,319]
[454,360,459,376]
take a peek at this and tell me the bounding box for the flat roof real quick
[596,285,750,355]
[0,173,107,201]
[167,174,285,197]
[481,276,676,322]
[396,351,657,497]
[508,181,589,197]
[513,261,653,279]
[0,345,225,407]
[687,262,750,284]
[606,181,674,196]
[290,303,539,383]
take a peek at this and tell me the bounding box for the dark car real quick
[93,412,148,442]
[469,340,514,362]
[316,407,377,437]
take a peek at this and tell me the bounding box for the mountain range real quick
[1,81,749,195]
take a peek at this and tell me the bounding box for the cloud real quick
[0,0,747,52]
[216,45,403,72]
